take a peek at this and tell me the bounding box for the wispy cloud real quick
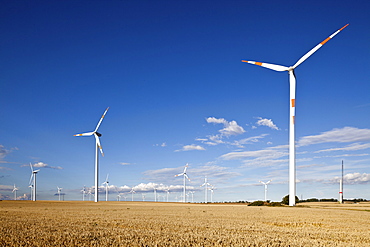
[314,143,370,153]
[175,144,205,152]
[298,127,370,146]
[119,162,132,166]
[256,117,279,130]
[23,162,63,170]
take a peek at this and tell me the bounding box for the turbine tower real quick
[57,186,63,201]
[74,107,109,202]
[175,164,190,203]
[259,180,271,202]
[201,176,211,203]
[29,163,40,201]
[242,24,348,206]
[12,184,19,200]
[102,174,109,201]
[339,160,344,204]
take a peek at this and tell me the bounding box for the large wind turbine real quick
[102,174,109,201]
[57,186,63,201]
[29,163,40,201]
[242,24,349,206]
[74,107,109,202]
[12,184,19,200]
[259,180,271,202]
[175,164,190,203]
[200,176,211,203]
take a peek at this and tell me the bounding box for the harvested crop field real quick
[1,201,369,246]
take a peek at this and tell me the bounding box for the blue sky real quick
[1,0,370,202]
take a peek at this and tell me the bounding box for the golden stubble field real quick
[1,201,369,246]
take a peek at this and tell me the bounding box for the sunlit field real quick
[1,201,369,246]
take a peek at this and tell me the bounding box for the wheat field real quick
[1,201,369,246]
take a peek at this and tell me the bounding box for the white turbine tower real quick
[130,188,135,201]
[29,163,40,201]
[57,186,63,201]
[189,191,195,203]
[209,185,215,203]
[74,107,109,202]
[12,184,19,200]
[153,187,157,202]
[259,180,271,202]
[81,186,86,201]
[102,174,109,201]
[28,185,33,201]
[242,24,349,206]
[165,187,170,202]
[174,164,190,203]
[201,177,211,203]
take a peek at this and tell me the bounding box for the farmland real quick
[1,201,369,246]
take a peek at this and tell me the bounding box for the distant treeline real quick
[299,198,368,203]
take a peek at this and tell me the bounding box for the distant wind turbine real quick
[165,187,170,202]
[130,188,136,201]
[29,163,40,201]
[209,185,215,203]
[12,184,19,200]
[81,186,86,201]
[242,24,349,206]
[200,177,211,203]
[175,164,190,203]
[102,174,109,201]
[259,180,271,202]
[57,186,63,201]
[74,107,109,202]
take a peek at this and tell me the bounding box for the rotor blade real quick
[292,24,349,69]
[266,180,271,184]
[29,174,34,185]
[242,60,289,72]
[94,107,109,132]
[183,164,188,173]
[175,173,184,177]
[106,174,109,182]
[29,163,34,172]
[184,174,190,181]
[74,132,94,137]
[94,134,104,156]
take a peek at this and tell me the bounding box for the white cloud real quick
[0,185,13,191]
[314,143,370,153]
[175,144,205,152]
[298,127,370,146]
[221,147,287,161]
[256,117,279,130]
[119,162,131,166]
[30,162,63,170]
[331,173,370,185]
[206,117,245,136]
[231,134,268,148]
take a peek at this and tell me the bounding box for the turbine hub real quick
[96,132,102,137]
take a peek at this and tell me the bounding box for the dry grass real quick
[1,201,369,246]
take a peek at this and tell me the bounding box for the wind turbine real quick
[189,191,195,203]
[29,163,40,201]
[259,180,271,202]
[12,184,19,200]
[242,24,349,206]
[74,107,109,202]
[81,186,86,201]
[102,174,109,201]
[209,185,215,203]
[165,187,170,202]
[175,164,190,203]
[28,185,33,201]
[153,187,157,202]
[200,176,211,203]
[129,188,135,201]
[57,186,63,201]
